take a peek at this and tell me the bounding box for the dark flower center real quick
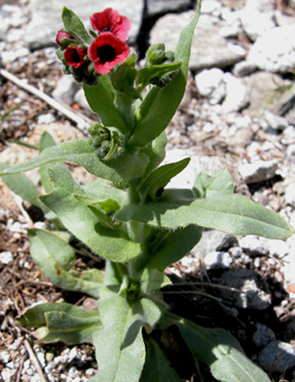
[96,44,116,63]
[71,51,82,63]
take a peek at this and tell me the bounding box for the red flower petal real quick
[90,8,131,41]
[64,46,86,69]
[88,33,129,75]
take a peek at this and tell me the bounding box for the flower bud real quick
[146,43,166,66]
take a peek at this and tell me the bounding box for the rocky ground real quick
[1,0,295,381]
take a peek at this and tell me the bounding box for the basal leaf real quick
[140,337,182,382]
[129,1,201,147]
[40,186,141,262]
[0,139,124,184]
[18,302,101,344]
[91,292,166,382]
[115,191,292,239]
[0,162,43,209]
[28,228,103,298]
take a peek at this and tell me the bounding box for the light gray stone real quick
[24,0,144,48]
[52,75,80,106]
[258,340,295,373]
[247,25,295,74]
[244,0,274,12]
[146,0,190,16]
[195,68,226,104]
[238,159,279,184]
[74,88,92,111]
[150,11,245,71]
[240,10,276,41]
[232,61,257,77]
[0,4,24,40]
[222,73,249,113]
[285,182,295,207]
[219,268,272,310]
[0,251,13,265]
[263,110,289,131]
[204,251,233,269]
[239,236,269,257]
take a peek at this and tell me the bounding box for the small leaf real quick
[139,158,190,201]
[83,78,129,135]
[141,337,182,382]
[28,228,103,298]
[0,162,43,209]
[111,53,138,94]
[138,268,171,294]
[40,185,141,262]
[136,61,182,91]
[142,131,167,177]
[192,171,214,198]
[61,7,92,44]
[18,302,101,344]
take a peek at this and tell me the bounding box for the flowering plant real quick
[0,3,292,381]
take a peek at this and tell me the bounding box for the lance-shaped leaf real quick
[139,158,190,202]
[140,337,182,382]
[83,76,129,135]
[83,178,128,206]
[115,190,292,239]
[61,7,92,44]
[136,61,182,91]
[28,228,103,298]
[0,139,124,184]
[18,302,101,344]
[40,185,141,262]
[129,1,201,147]
[0,162,43,209]
[142,131,167,177]
[90,292,166,382]
[39,131,56,193]
[160,313,271,382]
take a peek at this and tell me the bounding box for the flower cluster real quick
[56,8,130,83]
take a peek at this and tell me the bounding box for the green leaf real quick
[143,131,167,176]
[106,150,149,179]
[91,292,166,382]
[0,139,124,184]
[136,61,182,91]
[18,302,101,344]
[28,228,103,298]
[163,314,271,382]
[115,191,292,239]
[145,225,203,271]
[192,171,214,198]
[40,185,141,262]
[83,178,128,206]
[83,78,129,135]
[61,7,92,44]
[111,53,138,95]
[74,194,120,213]
[129,1,201,147]
[39,131,56,193]
[139,158,190,201]
[140,337,182,382]
[0,162,42,209]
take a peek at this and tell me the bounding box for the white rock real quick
[239,236,269,256]
[1,47,30,64]
[241,10,276,41]
[204,251,232,269]
[264,110,289,131]
[0,251,13,265]
[37,114,56,124]
[247,25,295,73]
[195,68,224,96]
[238,159,279,184]
[285,182,295,207]
[233,61,258,77]
[222,73,249,113]
[52,76,80,106]
[201,0,222,17]
[74,88,92,110]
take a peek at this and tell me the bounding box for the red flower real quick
[88,32,129,75]
[64,46,86,69]
[56,30,76,47]
[90,8,131,41]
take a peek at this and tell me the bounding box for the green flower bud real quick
[146,43,166,66]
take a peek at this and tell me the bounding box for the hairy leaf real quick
[62,7,92,44]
